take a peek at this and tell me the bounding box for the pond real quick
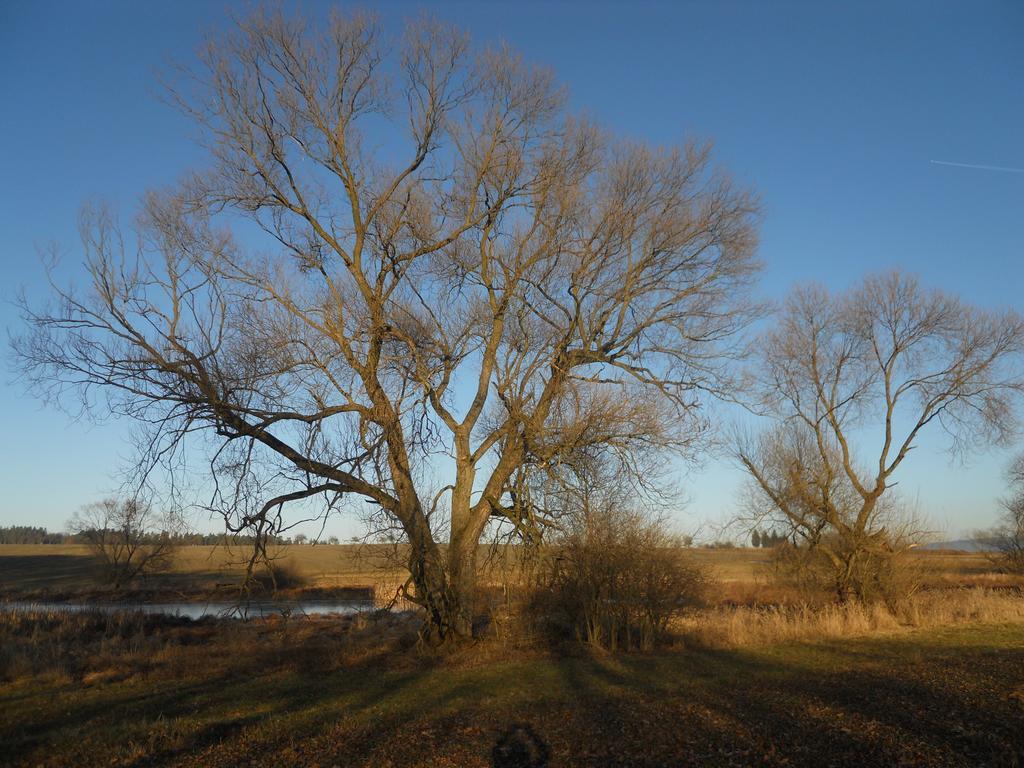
[2,599,377,620]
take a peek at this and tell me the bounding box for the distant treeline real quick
[751,529,789,548]
[0,526,74,545]
[0,526,292,546]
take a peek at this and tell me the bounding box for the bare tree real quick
[15,8,759,639]
[989,453,1024,573]
[736,272,1024,601]
[69,498,179,588]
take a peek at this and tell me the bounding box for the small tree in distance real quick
[760,529,787,547]
[69,498,179,588]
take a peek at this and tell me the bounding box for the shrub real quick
[531,507,708,651]
[768,535,922,607]
[990,454,1024,574]
[246,559,308,593]
[68,498,180,588]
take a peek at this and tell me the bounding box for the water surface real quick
[3,599,376,620]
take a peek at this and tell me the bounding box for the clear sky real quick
[1,1,1022,540]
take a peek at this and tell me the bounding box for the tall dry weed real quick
[673,587,1024,648]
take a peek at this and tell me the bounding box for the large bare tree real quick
[736,272,1024,601]
[15,9,759,639]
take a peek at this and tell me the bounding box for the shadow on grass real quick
[547,637,1024,767]
[0,551,239,600]
[3,625,1024,767]
[0,553,102,591]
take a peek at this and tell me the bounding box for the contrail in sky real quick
[930,159,1024,173]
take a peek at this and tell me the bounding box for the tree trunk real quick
[835,553,856,603]
[406,552,478,642]
[403,507,481,643]
[434,466,488,641]
[400,509,455,640]
[446,531,479,639]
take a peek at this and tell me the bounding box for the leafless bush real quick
[531,506,708,651]
[767,534,923,607]
[69,498,180,588]
[989,453,1024,574]
[991,524,1024,574]
[247,559,308,593]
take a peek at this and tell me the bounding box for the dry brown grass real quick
[0,543,405,601]
[3,586,1021,689]
[0,606,421,685]
[2,543,1021,616]
[0,543,1001,583]
[673,587,1024,648]
[4,614,1023,767]
[3,547,1022,767]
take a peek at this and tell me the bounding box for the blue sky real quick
[1,1,1022,539]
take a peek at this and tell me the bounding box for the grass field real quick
[2,545,1023,766]
[1,610,1022,767]
[0,543,400,599]
[0,543,1008,601]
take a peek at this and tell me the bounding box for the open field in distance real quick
[0,543,1016,602]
